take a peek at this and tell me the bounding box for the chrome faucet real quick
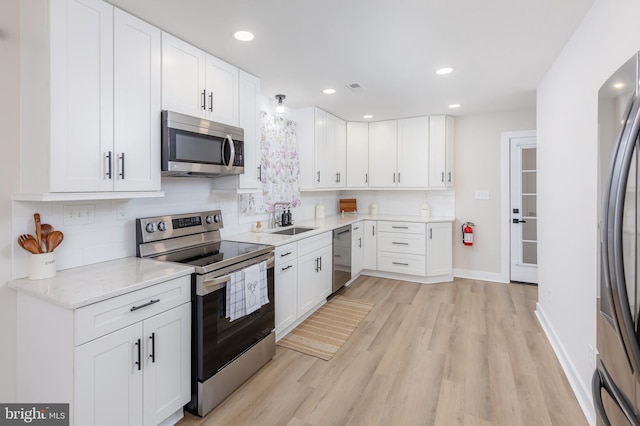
[270,202,291,228]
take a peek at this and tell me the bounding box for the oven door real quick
[193,253,274,382]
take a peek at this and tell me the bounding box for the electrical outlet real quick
[116,201,128,221]
[475,190,490,200]
[63,204,95,226]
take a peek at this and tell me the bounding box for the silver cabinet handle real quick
[201,89,206,110]
[336,172,340,183]
[258,165,262,182]
[392,242,409,245]
[441,171,445,182]
[359,237,362,248]
[280,251,292,257]
[209,91,214,112]
[429,228,433,239]
[281,265,293,271]
[119,152,125,180]
[392,226,409,229]
[131,299,160,312]
[317,171,321,182]
[398,173,400,183]
[393,173,396,183]
[392,262,409,266]
[365,173,368,184]
[448,171,452,183]
[106,151,113,179]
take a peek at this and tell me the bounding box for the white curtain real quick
[240,111,300,214]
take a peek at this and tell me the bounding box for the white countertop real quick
[226,214,455,246]
[8,257,194,310]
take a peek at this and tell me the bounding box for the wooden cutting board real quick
[339,198,357,213]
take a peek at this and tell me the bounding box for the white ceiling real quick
[107,0,594,122]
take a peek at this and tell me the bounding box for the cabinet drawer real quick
[275,242,297,266]
[378,232,426,255]
[377,221,425,234]
[351,222,363,236]
[297,231,332,257]
[75,275,191,345]
[377,252,426,276]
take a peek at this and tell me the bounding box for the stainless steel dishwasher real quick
[333,225,352,293]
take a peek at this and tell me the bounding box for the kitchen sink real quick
[271,227,316,236]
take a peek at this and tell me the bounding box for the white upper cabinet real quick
[238,71,261,190]
[314,109,346,188]
[429,115,455,188]
[113,9,161,192]
[161,32,239,126]
[346,122,369,188]
[19,0,162,197]
[368,120,398,188]
[397,116,429,187]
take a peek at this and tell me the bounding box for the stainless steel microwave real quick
[161,110,244,177]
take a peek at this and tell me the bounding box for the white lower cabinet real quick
[275,242,298,337]
[426,222,453,277]
[351,223,364,276]
[297,233,333,317]
[16,275,191,426]
[377,221,427,276]
[363,220,377,270]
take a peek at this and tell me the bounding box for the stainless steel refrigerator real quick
[594,52,640,425]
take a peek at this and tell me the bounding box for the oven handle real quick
[198,255,275,295]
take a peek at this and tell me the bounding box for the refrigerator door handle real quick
[592,359,640,426]
[604,93,640,374]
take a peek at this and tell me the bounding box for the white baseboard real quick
[535,303,595,426]
[453,268,507,283]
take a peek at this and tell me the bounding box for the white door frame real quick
[500,130,536,283]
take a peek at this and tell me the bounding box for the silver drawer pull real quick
[131,299,160,312]
[281,265,293,271]
[392,226,409,229]
[392,242,409,245]
[392,262,409,266]
[280,251,292,257]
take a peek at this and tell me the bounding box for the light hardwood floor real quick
[178,276,587,426]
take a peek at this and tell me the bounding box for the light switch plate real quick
[475,190,490,200]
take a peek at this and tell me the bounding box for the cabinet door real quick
[275,260,297,336]
[363,221,377,270]
[429,115,447,188]
[445,116,455,187]
[332,114,347,188]
[351,224,364,276]
[368,120,398,188]
[297,250,320,316]
[161,32,206,118]
[315,245,333,300]
[50,0,114,192]
[346,122,369,188]
[397,116,429,187]
[75,323,143,426]
[238,70,262,190]
[314,108,329,187]
[205,55,239,126]
[113,9,161,192]
[143,303,191,426]
[426,222,453,277]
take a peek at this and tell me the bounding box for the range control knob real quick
[145,222,157,233]
[157,221,167,232]
[213,214,222,223]
[205,215,214,224]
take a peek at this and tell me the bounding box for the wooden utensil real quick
[34,213,42,253]
[18,234,41,255]
[46,231,64,253]
[40,224,54,252]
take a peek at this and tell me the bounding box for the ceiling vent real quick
[345,82,366,93]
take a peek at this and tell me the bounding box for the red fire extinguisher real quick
[462,222,475,246]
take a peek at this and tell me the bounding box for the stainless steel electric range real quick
[136,210,275,417]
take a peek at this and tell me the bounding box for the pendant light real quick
[275,94,286,114]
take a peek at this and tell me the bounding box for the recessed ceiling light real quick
[233,31,254,41]
[436,67,453,75]
[613,82,625,89]
[448,104,461,109]
[363,115,373,119]
[323,88,336,95]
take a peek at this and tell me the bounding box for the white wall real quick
[537,0,640,422]
[453,109,536,281]
[0,0,20,402]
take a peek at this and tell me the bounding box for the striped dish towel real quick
[225,261,269,321]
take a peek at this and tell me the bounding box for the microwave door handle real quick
[224,134,235,171]
[605,93,640,374]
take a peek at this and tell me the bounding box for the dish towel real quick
[225,261,269,321]
[226,270,245,321]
